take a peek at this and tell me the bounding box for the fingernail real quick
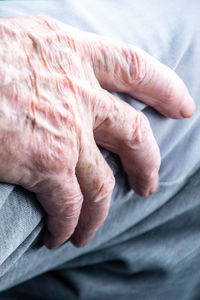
[180,96,196,118]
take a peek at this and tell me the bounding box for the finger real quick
[34,173,83,249]
[89,36,195,119]
[71,138,115,247]
[93,89,160,197]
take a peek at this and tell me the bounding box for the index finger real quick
[88,36,195,119]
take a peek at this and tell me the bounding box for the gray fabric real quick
[0,0,199,299]
[1,167,200,300]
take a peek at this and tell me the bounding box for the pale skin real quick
[0,15,195,249]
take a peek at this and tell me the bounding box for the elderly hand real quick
[0,15,195,249]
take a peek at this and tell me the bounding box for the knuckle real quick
[61,191,83,217]
[142,168,158,182]
[93,173,115,204]
[133,111,151,144]
[106,170,116,195]
[125,111,151,149]
[100,180,114,199]
[57,197,83,219]
[107,169,116,190]
[161,82,177,105]
[37,179,83,218]
[126,47,150,87]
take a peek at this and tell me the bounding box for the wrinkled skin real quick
[0,15,195,249]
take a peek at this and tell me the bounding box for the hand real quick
[0,15,195,249]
